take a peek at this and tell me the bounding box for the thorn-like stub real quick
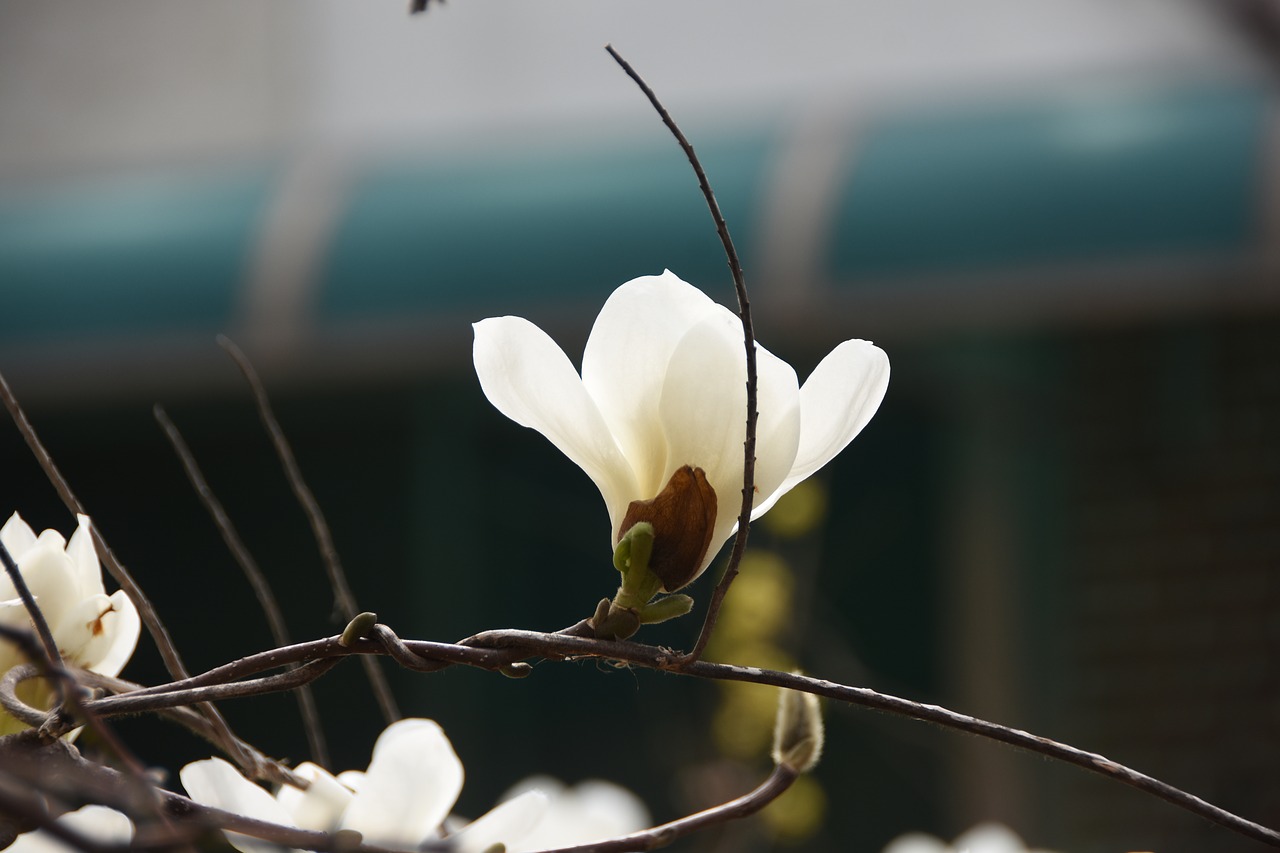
[500,662,533,679]
[618,465,717,592]
[772,683,824,774]
[340,612,378,647]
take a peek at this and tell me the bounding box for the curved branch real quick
[605,45,757,664]
[539,764,797,853]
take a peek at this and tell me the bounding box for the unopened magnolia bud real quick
[772,684,824,774]
[340,612,378,647]
[618,465,716,592]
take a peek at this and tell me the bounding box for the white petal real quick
[953,822,1029,853]
[83,590,140,676]
[7,806,133,853]
[336,770,365,791]
[752,339,889,518]
[474,316,639,536]
[10,540,77,628]
[881,833,951,853]
[657,316,800,576]
[340,718,462,847]
[0,513,37,561]
[276,763,353,833]
[450,789,548,853]
[581,271,722,495]
[506,778,650,851]
[65,515,104,598]
[180,759,303,853]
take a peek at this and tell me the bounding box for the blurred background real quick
[2,1,1279,851]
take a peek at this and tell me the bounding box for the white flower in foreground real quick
[473,270,889,591]
[497,776,650,852]
[7,805,133,853]
[182,718,553,853]
[882,822,1060,853]
[0,513,141,736]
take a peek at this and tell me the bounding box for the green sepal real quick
[638,594,695,624]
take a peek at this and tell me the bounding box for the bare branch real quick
[0,369,273,785]
[153,404,330,768]
[217,336,401,724]
[0,538,67,696]
[604,45,757,664]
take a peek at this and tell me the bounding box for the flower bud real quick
[772,684,824,774]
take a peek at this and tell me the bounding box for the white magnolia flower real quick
[0,513,141,736]
[473,270,889,591]
[7,805,134,853]
[497,776,650,852]
[883,822,1060,853]
[181,718,550,853]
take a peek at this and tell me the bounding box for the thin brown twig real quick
[537,764,797,853]
[0,624,188,850]
[604,45,757,664]
[0,537,67,693]
[153,404,331,768]
[0,369,287,786]
[217,335,401,724]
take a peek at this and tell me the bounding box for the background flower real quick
[0,513,141,736]
[182,718,547,853]
[7,805,133,853]
[883,822,1061,853]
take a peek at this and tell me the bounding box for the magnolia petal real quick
[952,823,1032,853]
[340,718,463,847]
[276,763,354,833]
[85,590,140,676]
[0,513,37,561]
[750,343,804,519]
[658,316,801,579]
[581,271,722,492]
[504,777,651,851]
[181,758,303,853]
[881,833,951,853]
[450,789,548,853]
[7,805,133,853]
[65,515,104,598]
[752,339,889,519]
[336,769,365,791]
[474,316,639,535]
[10,541,77,627]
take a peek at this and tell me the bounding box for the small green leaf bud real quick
[339,612,379,647]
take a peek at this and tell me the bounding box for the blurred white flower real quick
[182,719,551,853]
[473,270,889,591]
[883,821,1060,853]
[497,775,650,852]
[0,513,141,736]
[7,805,133,853]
